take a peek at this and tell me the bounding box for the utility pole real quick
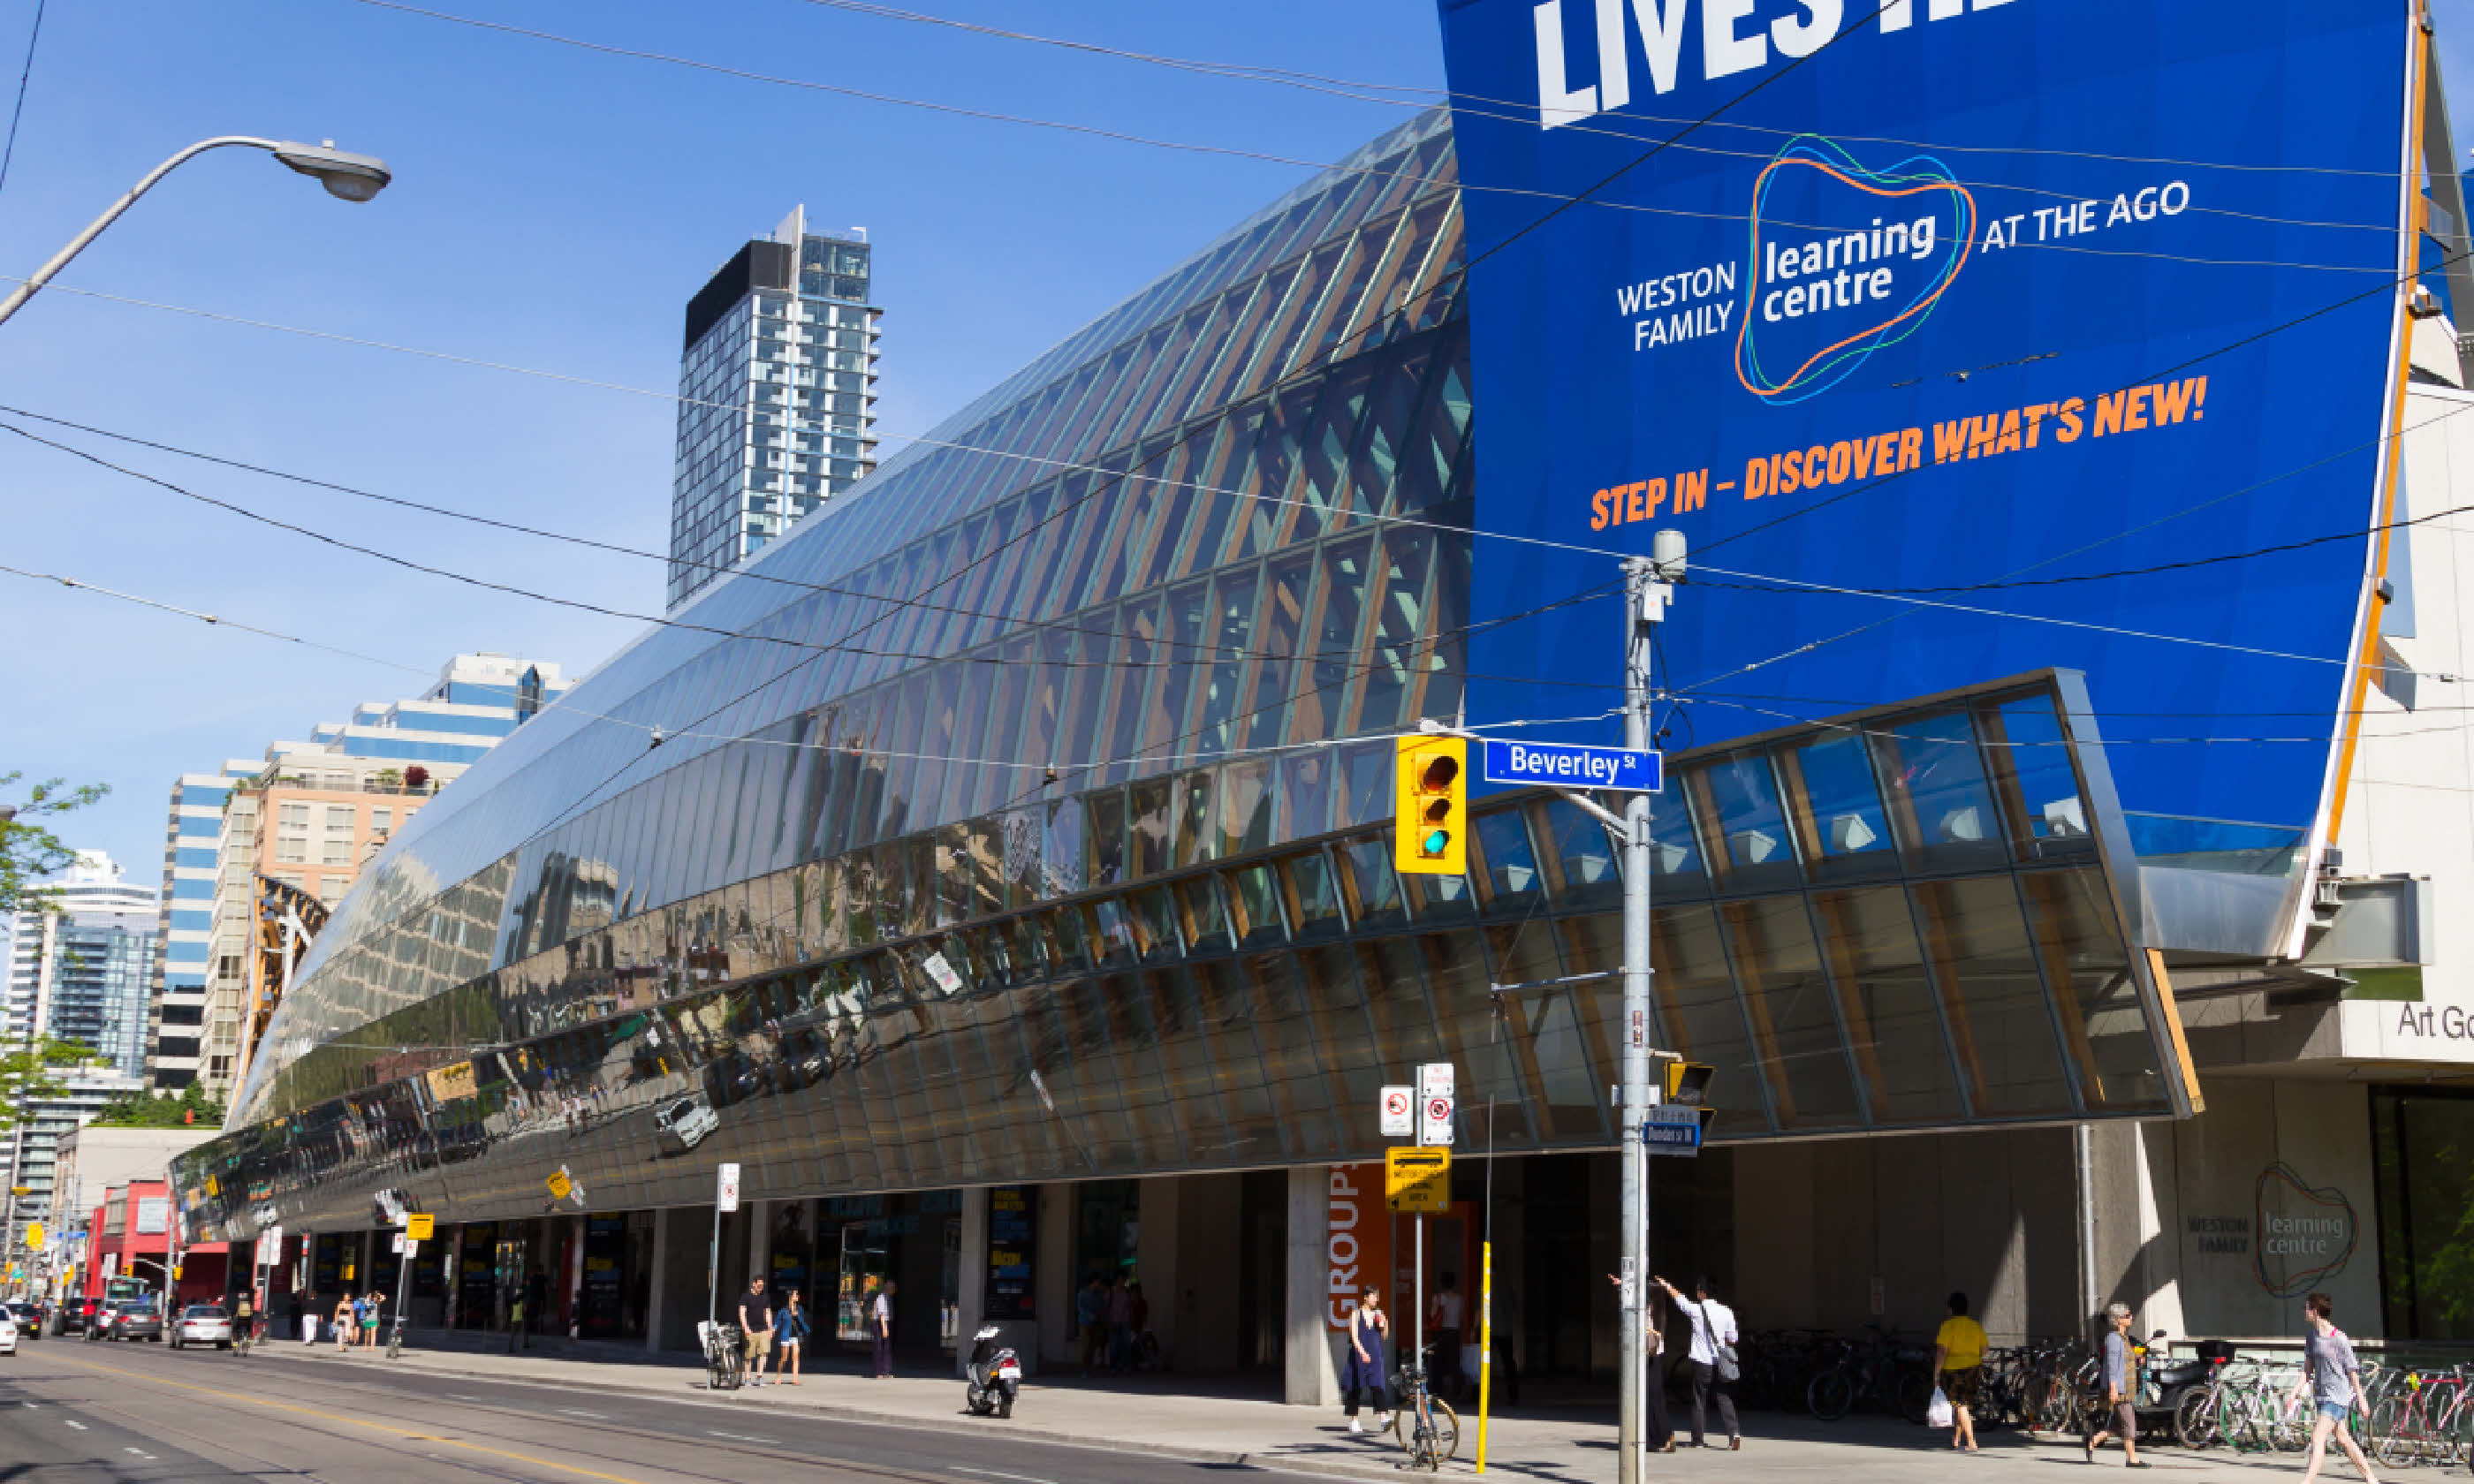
[1617,531,1682,1484]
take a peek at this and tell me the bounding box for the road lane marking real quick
[125,1447,157,1459]
[559,1408,611,1420]
[53,1356,653,1484]
[706,1430,782,1444]
[64,1420,87,1430]
[954,1470,1061,1484]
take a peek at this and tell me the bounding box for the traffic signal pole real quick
[1618,534,1682,1484]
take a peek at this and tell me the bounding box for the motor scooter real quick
[2133,1330,2237,1445]
[964,1323,1021,1419]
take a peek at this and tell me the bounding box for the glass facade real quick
[177,110,2192,1241]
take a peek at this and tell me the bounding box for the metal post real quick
[392,1230,412,1352]
[708,1205,721,1329]
[1414,1215,1425,1384]
[1619,534,1681,1484]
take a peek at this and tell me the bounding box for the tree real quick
[0,1036,95,1134]
[0,771,109,917]
[90,1082,226,1130]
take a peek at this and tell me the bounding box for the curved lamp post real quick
[0,135,391,329]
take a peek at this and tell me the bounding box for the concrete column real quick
[1036,1183,1074,1366]
[1137,1176,1180,1366]
[646,1208,672,1353]
[955,1186,989,1378]
[1175,1175,1241,1374]
[1284,1166,1338,1406]
[747,1200,770,1295]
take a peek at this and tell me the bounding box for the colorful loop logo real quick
[1734,136,1976,404]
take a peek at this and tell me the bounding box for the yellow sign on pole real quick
[23,1222,42,1249]
[406,1214,435,1241]
[1385,1147,1451,1213]
[545,1170,573,1202]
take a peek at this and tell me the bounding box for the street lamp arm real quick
[0,134,389,329]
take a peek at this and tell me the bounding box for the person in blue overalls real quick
[1342,1286,1392,1436]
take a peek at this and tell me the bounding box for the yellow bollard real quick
[1476,1240,1493,1472]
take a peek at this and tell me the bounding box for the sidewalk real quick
[251,1336,2320,1483]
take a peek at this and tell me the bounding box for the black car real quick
[2,1300,42,1340]
[54,1296,103,1336]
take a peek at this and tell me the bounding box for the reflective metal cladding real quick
[176,109,2196,1241]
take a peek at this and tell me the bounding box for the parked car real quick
[3,1300,42,1340]
[169,1304,233,1351]
[113,1301,164,1343]
[56,1296,103,1336]
[0,1309,17,1356]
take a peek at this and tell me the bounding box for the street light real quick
[0,134,391,329]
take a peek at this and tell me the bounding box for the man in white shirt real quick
[1658,1274,1740,1450]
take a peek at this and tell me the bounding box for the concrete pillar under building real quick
[1136,1175,1179,1366]
[1285,1166,1337,1406]
[646,1208,672,1353]
[955,1186,989,1378]
[1036,1182,1073,1367]
[746,1200,770,1300]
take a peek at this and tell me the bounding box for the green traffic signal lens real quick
[1421,829,1451,858]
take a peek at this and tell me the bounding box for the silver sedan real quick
[170,1304,233,1351]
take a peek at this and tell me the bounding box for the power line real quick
[788,0,2406,189]
[326,0,2391,259]
[0,561,432,675]
[0,0,41,205]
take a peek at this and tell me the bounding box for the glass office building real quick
[177,110,2303,1377]
[669,205,883,610]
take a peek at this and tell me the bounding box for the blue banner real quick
[1439,0,2414,829]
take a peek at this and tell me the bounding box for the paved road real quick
[0,1335,1333,1484]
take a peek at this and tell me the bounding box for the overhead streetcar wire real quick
[0,0,42,204]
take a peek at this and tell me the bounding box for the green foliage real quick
[0,771,110,917]
[0,1037,97,1133]
[89,1081,226,1129]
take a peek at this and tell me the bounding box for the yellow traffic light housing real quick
[1393,735,1468,874]
[1664,1060,1714,1108]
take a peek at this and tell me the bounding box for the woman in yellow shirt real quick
[1933,1291,1989,1453]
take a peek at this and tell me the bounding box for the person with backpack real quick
[1658,1274,1739,1450]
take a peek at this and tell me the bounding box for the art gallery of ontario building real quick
[178,80,2474,1395]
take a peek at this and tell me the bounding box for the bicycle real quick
[697,1320,745,1392]
[1808,1325,1932,1425]
[233,1314,261,1357]
[386,1312,407,1359]
[1390,1344,1461,1472]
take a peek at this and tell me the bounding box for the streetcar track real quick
[48,1351,981,1484]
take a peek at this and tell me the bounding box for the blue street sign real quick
[1481,738,1661,792]
[1641,1105,1702,1158]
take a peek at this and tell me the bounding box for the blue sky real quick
[2,0,2470,886]
[0,0,1446,879]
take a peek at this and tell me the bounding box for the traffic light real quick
[1393,736,1468,874]
[1664,1060,1714,1107]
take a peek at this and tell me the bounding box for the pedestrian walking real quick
[1659,1274,1740,1450]
[2083,1301,2148,1468]
[1427,1273,1466,1403]
[737,1277,773,1384]
[1341,1286,1393,1435]
[2288,1291,2379,1484]
[1606,1272,1674,1452]
[772,1288,808,1386]
[332,1294,353,1352]
[362,1291,385,1350]
[299,1291,318,1344]
[1077,1275,1106,1377]
[870,1278,896,1379]
[1933,1291,1989,1454]
[1105,1274,1134,1374]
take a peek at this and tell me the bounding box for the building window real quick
[321,839,353,866]
[323,805,355,831]
[277,803,309,828]
[276,839,307,865]
[372,808,392,832]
